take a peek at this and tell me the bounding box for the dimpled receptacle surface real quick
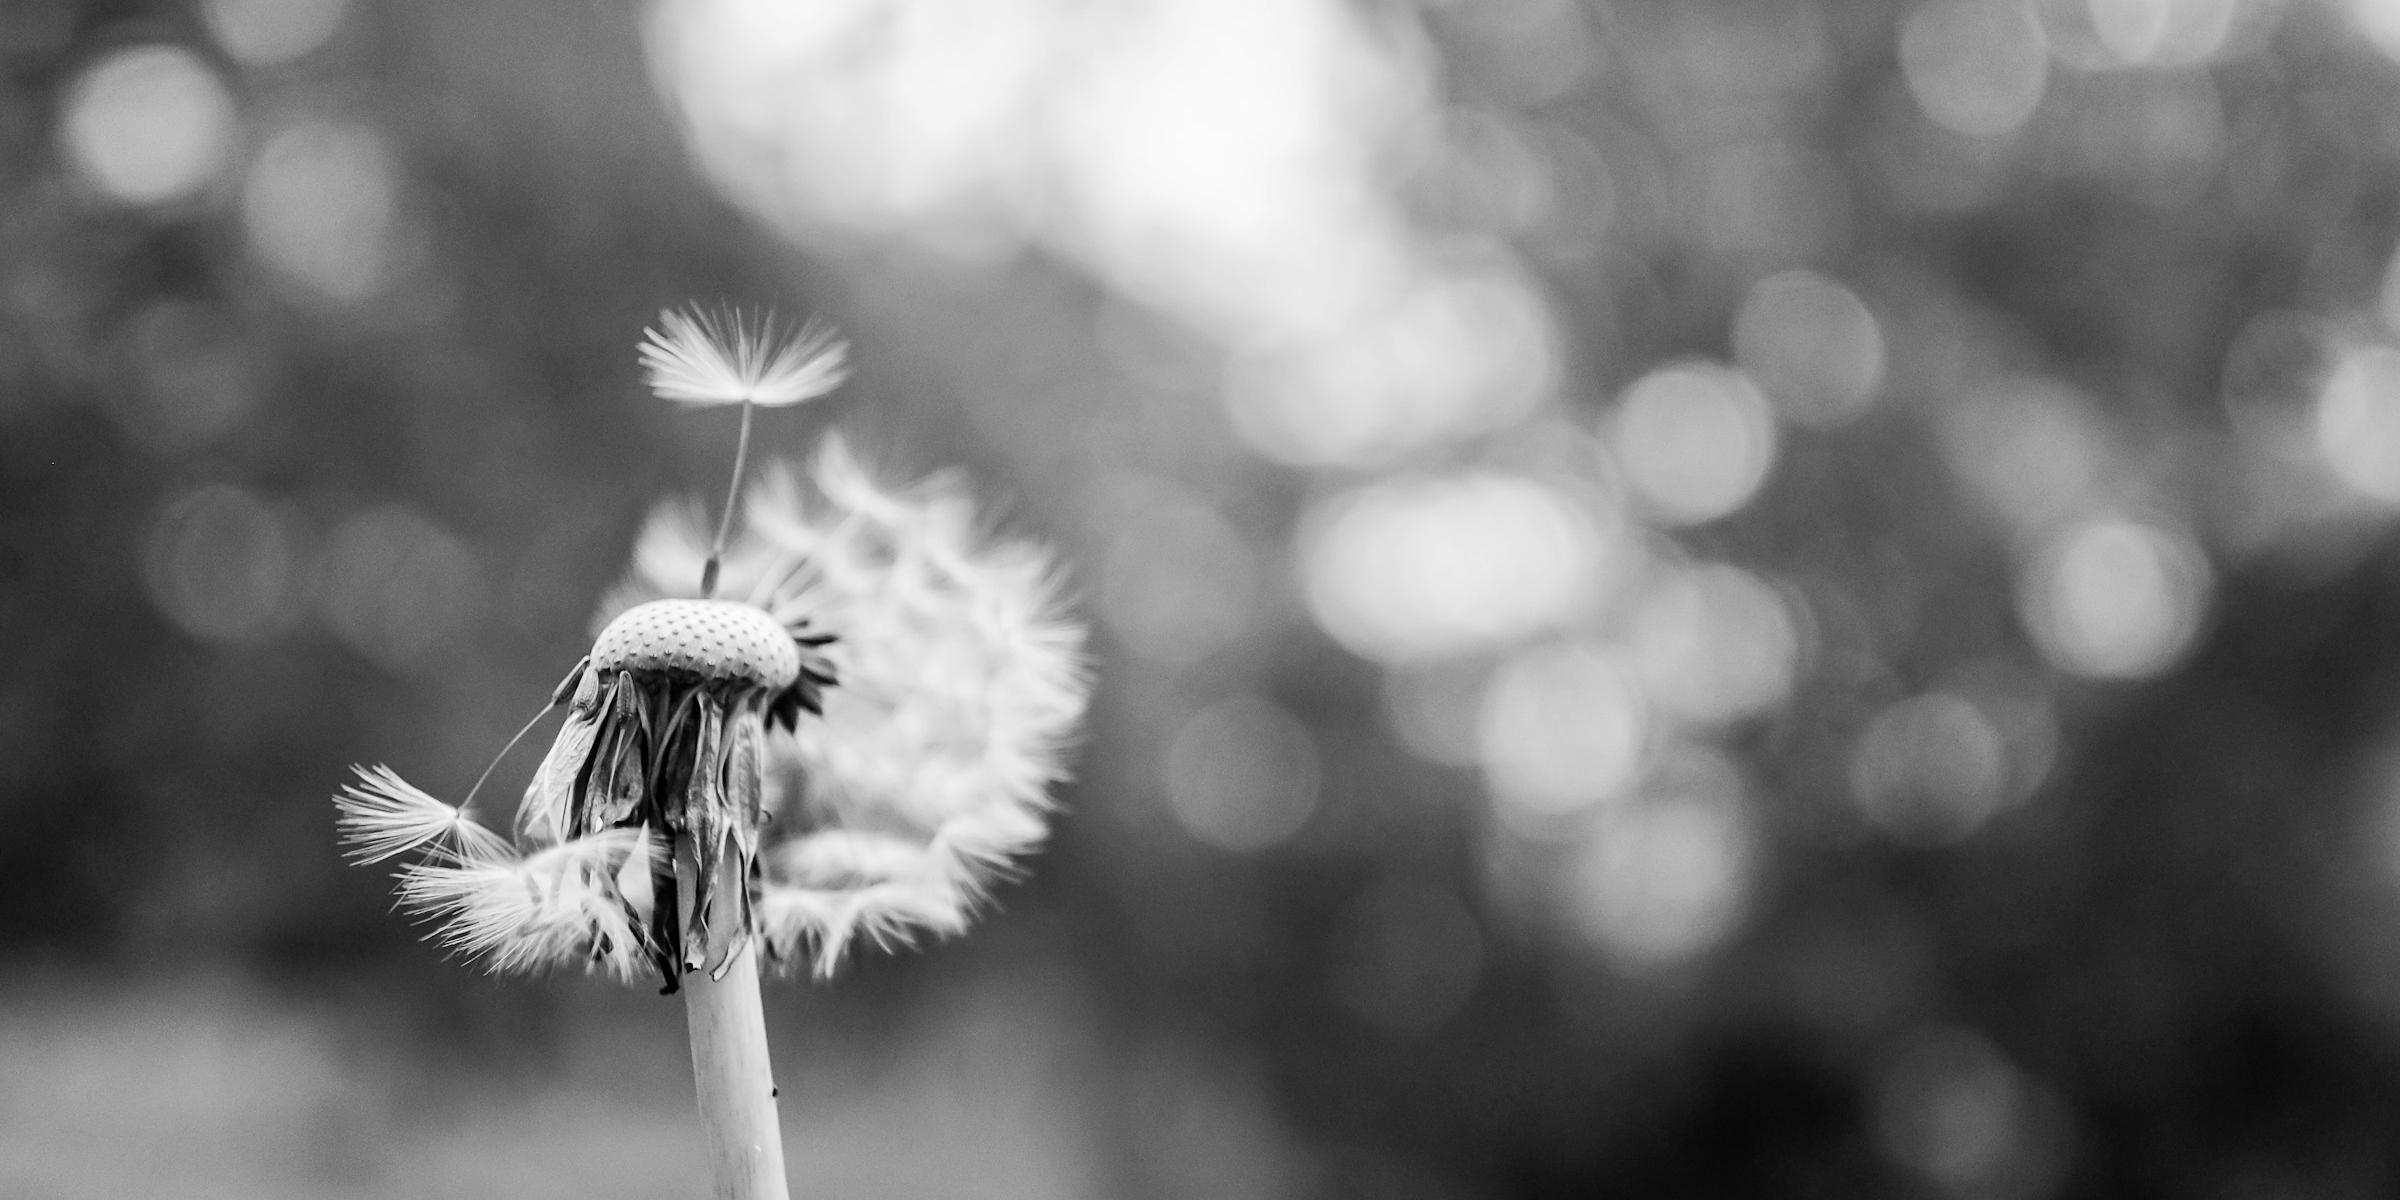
[590,598,800,688]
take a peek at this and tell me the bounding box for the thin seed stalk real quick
[702,399,756,599]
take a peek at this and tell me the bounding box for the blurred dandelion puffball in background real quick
[338,313,1088,982]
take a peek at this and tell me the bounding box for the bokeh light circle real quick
[2080,0,2241,67]
[203,0,351,66]
[1849,691,2012,844]
[1164,694,1322,852]
[313,506,485,671]
[1630,562,1802,725]
[1869,1026,2073,1194]
[141,484,298,644]
[2316,343,2400,505]
[1225,268,1557,469]
[2018,515,2211,680]
[1301,473,1605,663]
[1899,0,2049,137]
[1938,376,2108,533]
[2351,0,2400,65]
[1566,749,1756,969]
[1732,270,1885,428]
[59,45,239,207]
[1606,361,1777,526]
[241,119,401,302]
[1477,640,1646,820]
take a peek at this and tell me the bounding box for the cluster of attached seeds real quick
[589,598,802,689]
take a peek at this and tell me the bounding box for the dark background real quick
[9,0,2400,1195]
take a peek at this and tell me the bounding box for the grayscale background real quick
[6,0,2400,1195]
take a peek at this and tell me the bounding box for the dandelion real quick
[335,307,1088,1200]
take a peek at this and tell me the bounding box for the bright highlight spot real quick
[1301,474,1607,664]
[1226,266,1556,469]
[141,484,297,643]
[59,45,238,207]
[649,0,1441,347]
[1629,563,1801,725]
[1039,0,1430,344]
[1732,271,1885,428]
[202,0,350,66]
[1566,750,1755,968]
[1606,362,1777,526]
[2083,0,2240,66]
[2351,0,2400,65]
[647,0,1053,245]
[1164,694,1322,852]
[241,119,400,302]
[2316,343,2400,505]
[1477,641,1646,820]
[1899,0,2049,137]
[1849,691,2011,844]
[2018,516,2210,680]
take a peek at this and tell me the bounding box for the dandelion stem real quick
[702,399,756,599]
[684,853,790,1200]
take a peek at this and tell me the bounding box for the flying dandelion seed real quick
[638,306,849,408]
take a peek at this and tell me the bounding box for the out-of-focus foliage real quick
[16,0,2400,1195]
